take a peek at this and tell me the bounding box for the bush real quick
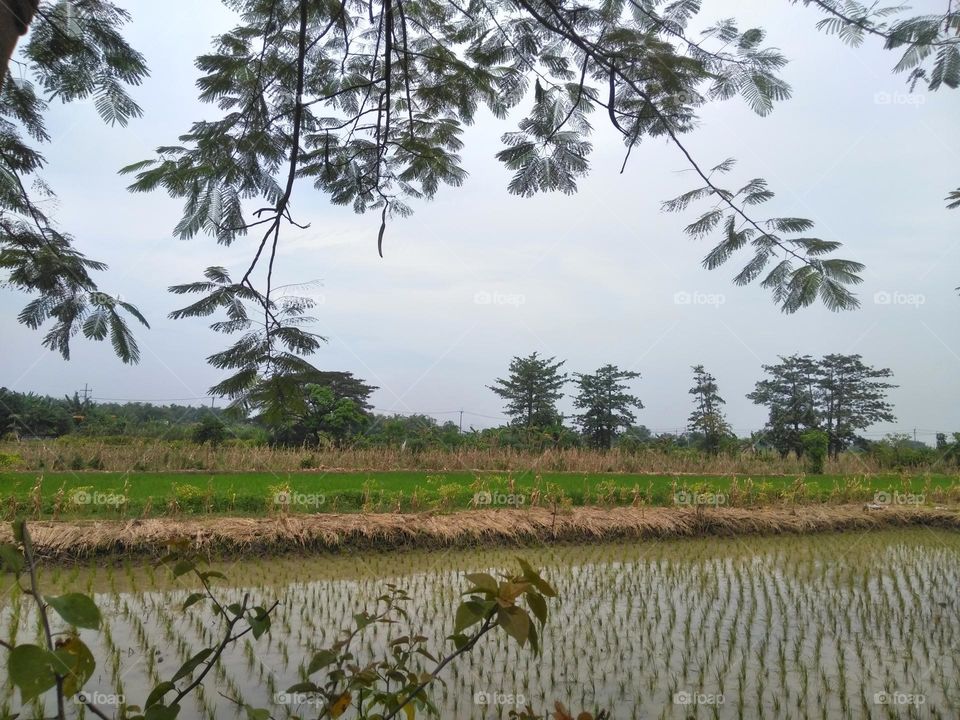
[801,430,828,475]
[0,452,22,469]
[191,415,227,446]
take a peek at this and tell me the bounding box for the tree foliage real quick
[3,0,959,372]
[489,352,568,429]
[572,364,642,449]
[0,0,149,362]
[687,364,730,454]
[270,379,375,446]
[748,353,896,458]
[168,266,328,421]
[816,352,896,456]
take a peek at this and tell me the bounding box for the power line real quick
[91,396,211,403]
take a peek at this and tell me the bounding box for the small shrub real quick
[0,452,22,469]
[801,430,828,475]
[191,415,227,446]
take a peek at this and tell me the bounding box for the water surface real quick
[3,528,958,719]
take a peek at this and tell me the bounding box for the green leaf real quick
[247,607,270,639]
[171,648,213,682]
[172,560,195,578]
[516,559,557,598]
[56,636,96,697]
[0,543,24,573]
[9,644,59,701]
[245,707,271,720]
[497,606,530,647]
[307,649,337,674]
[45,593,101,630]
[447,633,469,651]
[464,572,498,595]
[182,593,206,610]
[286,682,321,693]
[526,592,548,625]
[146,681,176,708]
[454,601,484,633]
[528,618,540,655]
[144,704,181,720]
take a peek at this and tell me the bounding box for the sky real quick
[1,0,958,443]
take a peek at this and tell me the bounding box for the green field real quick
[1,470,957,517]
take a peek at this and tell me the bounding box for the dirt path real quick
[4,504,958,559]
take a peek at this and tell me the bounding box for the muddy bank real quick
[4,504,957,560]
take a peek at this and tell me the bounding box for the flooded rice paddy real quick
[2,528,958,719]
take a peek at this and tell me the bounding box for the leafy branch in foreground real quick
[663,160,865,312]
[0,0,150,362]
[279,558,585,720]
[798,0,960,209]
[0,522,279,720]
[1,520,604,720]
[168,266,327,422]
[116,0,867,356]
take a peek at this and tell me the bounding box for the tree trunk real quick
[0,0,39,90]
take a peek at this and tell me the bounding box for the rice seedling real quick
[0,528,955,717]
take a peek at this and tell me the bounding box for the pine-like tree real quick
[488,352,567,429]
[687,365,731,454]
[748,354,896,458]
[747,355,821,458]
[817,353,896,457]
[572,365,643,449]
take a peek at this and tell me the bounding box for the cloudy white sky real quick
[1,0,957,442]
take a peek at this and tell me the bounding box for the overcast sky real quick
[1,0,957,442]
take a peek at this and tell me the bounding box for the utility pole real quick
[78,383,92,405]
[459,409,464,433]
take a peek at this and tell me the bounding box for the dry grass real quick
[8,504,957,559]
[0,439,902,475]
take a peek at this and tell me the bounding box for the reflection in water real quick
[2,528,958,719]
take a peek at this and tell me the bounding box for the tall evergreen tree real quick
[747,355,821,457]
[817,353,896,457]
[748,354,896,458]
[488,352,567,429]
[573,365,643,449]
[687,365,731,454]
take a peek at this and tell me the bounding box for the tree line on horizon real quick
[2,350,949,466]
[486,351,898,459]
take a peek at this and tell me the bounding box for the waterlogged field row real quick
[0,470,958,518]
[1,529,957,719]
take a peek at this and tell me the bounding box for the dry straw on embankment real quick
[1,440,903,475]
[8,504,958,559]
